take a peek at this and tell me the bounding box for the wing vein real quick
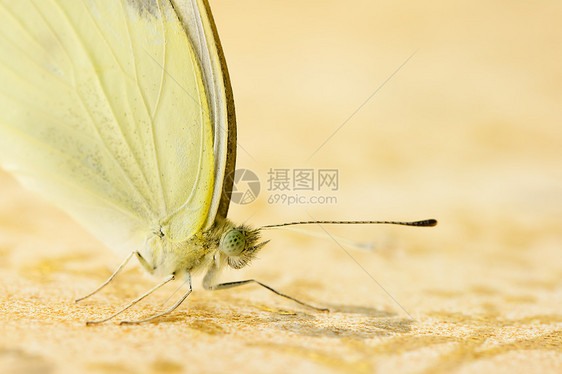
[0,2,76,88]
[42,0,154,214]
[0,120,147,222]
[151,1,166,120]
[77,0,157,204]
[147,0,168,212]
[119,0,167,214]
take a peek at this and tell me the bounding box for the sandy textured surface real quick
[1,0,561,373]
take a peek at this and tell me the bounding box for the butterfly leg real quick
[85,274,175,325]
[135,251,154,273]
[75,251,136,303]
[204,279,329,312]
[120,273,192,325]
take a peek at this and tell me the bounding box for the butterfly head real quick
[219,226,269,269]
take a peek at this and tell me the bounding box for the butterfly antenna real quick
[260,218,437,230]
[273,226,375,251]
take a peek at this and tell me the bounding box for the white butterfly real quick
[0,0,436,324]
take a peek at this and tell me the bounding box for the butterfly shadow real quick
[143,299,412,339]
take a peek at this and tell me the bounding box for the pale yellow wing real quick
[0,0,216,254]
[171,0,237,228]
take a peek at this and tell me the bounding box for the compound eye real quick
[220,230,246,256]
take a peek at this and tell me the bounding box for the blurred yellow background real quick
[1,0,560,373]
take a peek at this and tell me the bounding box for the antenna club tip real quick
[424,219,438,227]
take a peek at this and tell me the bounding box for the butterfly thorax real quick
[140,217,267,277]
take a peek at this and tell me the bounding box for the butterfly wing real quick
[0,0,228,254]
[170,0,237,228]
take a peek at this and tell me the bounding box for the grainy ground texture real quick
[1,0,561,373]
